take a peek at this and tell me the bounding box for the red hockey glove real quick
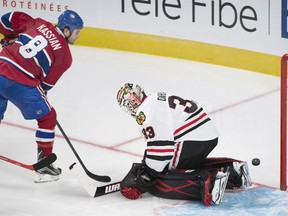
[120,186,142,200]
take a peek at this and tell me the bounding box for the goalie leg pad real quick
[211,167,230,205]
[149,168,218,205]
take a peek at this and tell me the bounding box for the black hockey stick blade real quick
[69,162,111,183]
[86,170,111,183]
[33,153,57,171]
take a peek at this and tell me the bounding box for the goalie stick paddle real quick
[94,181,121,198]
[56,120,111,183]
[0,153,57,171]
[69,162,121,197]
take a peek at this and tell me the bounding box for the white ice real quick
[0,45,285,216]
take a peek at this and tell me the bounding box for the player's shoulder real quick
[11,11,33,20]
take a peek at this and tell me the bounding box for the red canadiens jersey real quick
[0,12,72,90]
[134,92,219,172]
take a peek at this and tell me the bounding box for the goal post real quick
[281,54,288,191]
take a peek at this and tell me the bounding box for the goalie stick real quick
[0,153,57,171]
[70,162,122,197]
[56,120,111,183]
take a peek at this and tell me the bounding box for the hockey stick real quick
[69,162,121,197]
[0,153,57,171]
[56,120,111,182]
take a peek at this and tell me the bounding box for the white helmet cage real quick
[117,83,145,117]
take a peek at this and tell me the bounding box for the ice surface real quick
[0,46,287,216]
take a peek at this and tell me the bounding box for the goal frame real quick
[281,54,288,191]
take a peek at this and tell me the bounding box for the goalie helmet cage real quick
[281,53,288,191]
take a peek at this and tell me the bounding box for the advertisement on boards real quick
[0,0,287,56]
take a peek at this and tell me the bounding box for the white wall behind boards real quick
[0,0,287,56]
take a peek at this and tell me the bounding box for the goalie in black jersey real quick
[116,83,252,206]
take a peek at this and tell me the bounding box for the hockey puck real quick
[252,158,260,166]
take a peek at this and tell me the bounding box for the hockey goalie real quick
[116,83,252,206]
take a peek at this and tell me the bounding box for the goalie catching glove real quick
[120,163,159,200]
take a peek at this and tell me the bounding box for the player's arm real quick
[41,52,72,92]
[41,66,66,92]
[0,11,34,46]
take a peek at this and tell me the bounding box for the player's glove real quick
[120,163,159,200]
[0,36,17,47]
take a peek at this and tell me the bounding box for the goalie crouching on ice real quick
[116,83,252,206]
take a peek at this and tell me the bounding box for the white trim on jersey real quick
[169,141,184,170]
[0,56,35,79]
[146,145,174,157]
[37,86,52,110]
[145,158,170,172]
[174,108,210,139]
[0,12,14,31]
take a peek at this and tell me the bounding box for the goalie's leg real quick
[211,167,230,205]
[232,161,252,188]
[148,168,219,206]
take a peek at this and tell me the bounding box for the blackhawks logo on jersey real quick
[136,111,146,125]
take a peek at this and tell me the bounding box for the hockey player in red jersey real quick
[116,83,252,205]
[0,10,84,183]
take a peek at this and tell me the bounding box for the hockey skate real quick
[211,167,230,205]
[35,163,62,183]
[232,161,252,188]
[34,151,61,183]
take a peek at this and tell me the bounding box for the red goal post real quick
[281,54,288,191]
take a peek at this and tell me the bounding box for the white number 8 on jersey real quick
[19,35,48,59]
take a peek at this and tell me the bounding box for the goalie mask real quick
[117,83,146,117]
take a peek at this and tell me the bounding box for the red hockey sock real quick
[36,108,56,158]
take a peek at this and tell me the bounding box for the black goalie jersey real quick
[135,92,219,172]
